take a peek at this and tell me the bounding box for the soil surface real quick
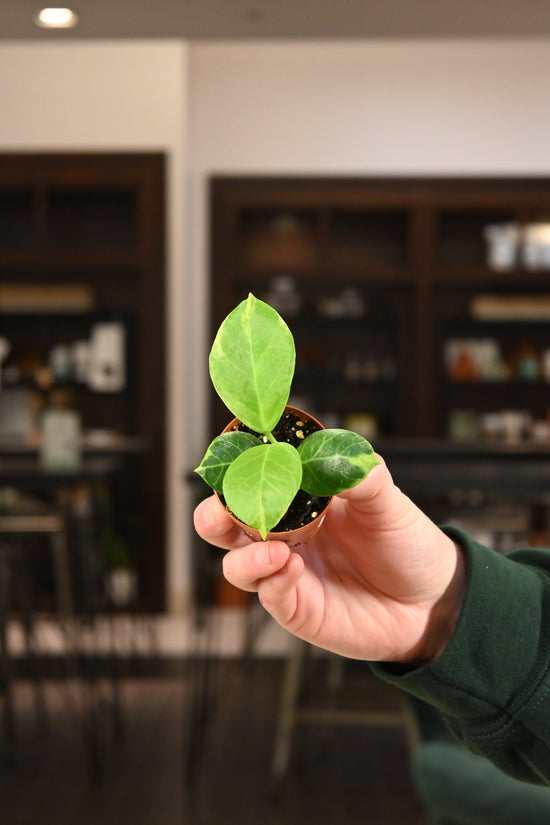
[230,408,330,532]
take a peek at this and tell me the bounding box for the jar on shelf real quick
[265,275,302,318]
[508,338,540,382]
[483,223,520,271]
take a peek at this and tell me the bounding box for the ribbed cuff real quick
[371,527,546,724]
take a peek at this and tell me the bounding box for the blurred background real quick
[3,3,550,823]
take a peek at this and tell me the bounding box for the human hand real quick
[193,457,465,664]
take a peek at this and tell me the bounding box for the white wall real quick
[189,39,550,175]
[0,41,190,613]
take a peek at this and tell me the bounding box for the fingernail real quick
[208,496,221,523]
[204,496,224,532]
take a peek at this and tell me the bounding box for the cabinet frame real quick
[0,153,167,610]
[210,175,550,442]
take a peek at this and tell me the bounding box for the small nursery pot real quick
[216,405,332,547]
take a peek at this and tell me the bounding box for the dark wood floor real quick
[0,658,427,825]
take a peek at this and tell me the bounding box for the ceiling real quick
[3,0,550,40]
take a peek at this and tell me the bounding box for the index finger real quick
[193,494,251,551]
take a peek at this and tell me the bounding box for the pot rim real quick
[217,404,332,546]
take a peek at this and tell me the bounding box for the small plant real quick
[195,293,379,539]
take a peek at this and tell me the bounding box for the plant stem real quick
[266,431,277,445]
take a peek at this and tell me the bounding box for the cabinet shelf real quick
[0,249,142,271]
[445,379,550,390]
[1,377,127,397]
[294,374,397,390]
[236,264,413,286]
[434,265,550,287]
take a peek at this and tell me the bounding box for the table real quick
[0,439,145,779]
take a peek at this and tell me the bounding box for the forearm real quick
[373,528,550,784]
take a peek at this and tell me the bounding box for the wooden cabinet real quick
[0,154,166,610]
[210,177,550,446]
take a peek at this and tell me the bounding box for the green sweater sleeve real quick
[371,526,550,784]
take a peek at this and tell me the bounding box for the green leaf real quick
[194,431,262,493]
[298,429,379,497]
[209,293,295,434]
[223,442,303,539]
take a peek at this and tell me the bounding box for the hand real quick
[193,457,466,664]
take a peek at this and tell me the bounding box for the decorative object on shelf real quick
[483,222,550,272]
[343,412,379,441]
[342,350,395,383]
[241,210,318,272]
[445,340,479,381]
[445,338,508,382]
[317,287,366,319]
[499,410,532,444]
[479,410,537,444]
[344,351,365,383]
[361,352,380,382]
[531,418,550,443]
[265,275,302,317]
[48,343,73,382]
[0,284,94,313]
[72,340,91,383]
[521,223,550,270]
[87,322,126,392]
[0,336,9,391]
[448,409,481,442]
[104,568,138,606]
[0,387,35,440]
[40,407,82,470]
[470,294,550,321]
[541,350,550,383]
[483,223,521,271]
[508,338,541,382]
[480,412,505,442]
[98,487,137,606]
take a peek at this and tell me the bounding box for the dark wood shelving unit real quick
[0,153,167,610]
[210,176,550,446]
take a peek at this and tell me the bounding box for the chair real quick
[407,697,550,824]
[271,637,405,784]
[0,538,50,766]
[0,510,75,665]
[0,499,123,782]
[0,507,73,767]
[0,543,16,766]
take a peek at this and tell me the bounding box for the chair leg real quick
[14,556,48,737]
[50,530,78,678]
[270,636,307,785]
[0,555,16,767]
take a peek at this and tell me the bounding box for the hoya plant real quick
[195,293,379,539]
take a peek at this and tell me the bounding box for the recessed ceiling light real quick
[33,7,79,29]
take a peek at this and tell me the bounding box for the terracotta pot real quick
[216,405,332,547]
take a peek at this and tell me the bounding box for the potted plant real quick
[97,489,138,606]
[195,293,379,544]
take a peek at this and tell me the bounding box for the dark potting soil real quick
[230,408,330,533]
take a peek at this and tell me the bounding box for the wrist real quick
[415,541,467,664]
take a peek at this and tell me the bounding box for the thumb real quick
[337,456,414,523]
